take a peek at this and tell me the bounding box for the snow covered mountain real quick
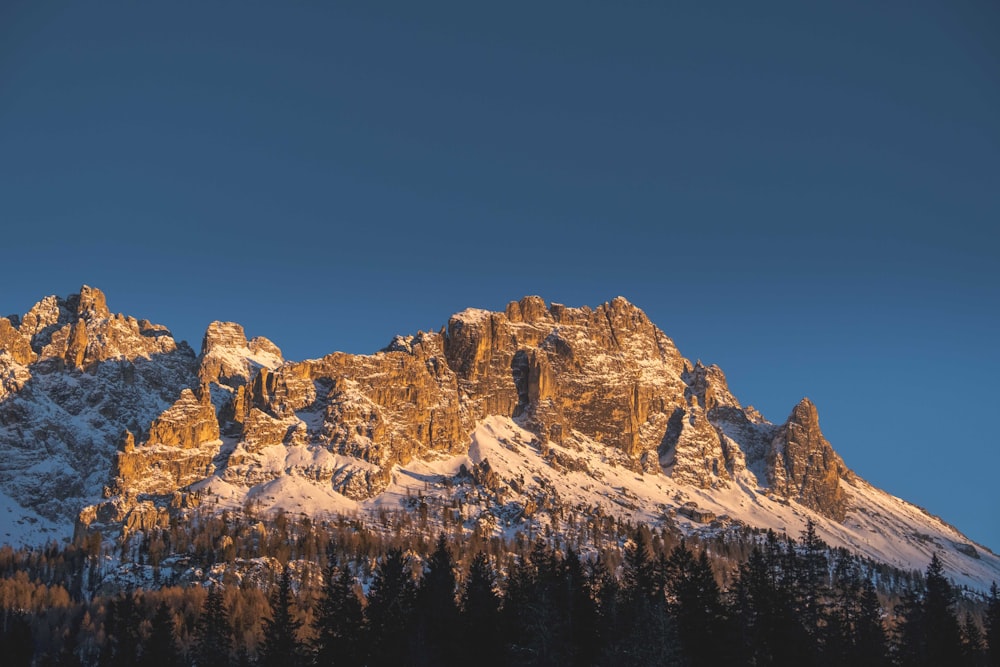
[1,287,997,590]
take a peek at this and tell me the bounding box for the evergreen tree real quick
[589,554,621,663]
[365,548,416,666]
[733,539,811,666]
[460,552,502,667]
[854,578,889,666]
[260,565,304,667]
[987,582,1000,667]
[893,588,925,667]
[563,548,599,666]
[194,584,232,667]
[829,551,887,666]
[923,553,964,666]
[663,541,731,666]
[313,555,364,666]
[500,540,576,665]
[100,592,141,667]
[895,554,964,667]
[797,519,830,641]
[143,602,181,667]
[414,534,459,666]
[0,610,34,667]
[962,612,987,667]
[613,527,680,666]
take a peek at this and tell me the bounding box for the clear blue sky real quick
[2,1,998,552]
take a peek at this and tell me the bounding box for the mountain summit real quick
[1,287,996,589]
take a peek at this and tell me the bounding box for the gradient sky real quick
[2,2,998,552]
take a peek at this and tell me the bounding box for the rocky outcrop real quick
[767,398,853,521]
[0,286,198,525]
[112,389,222,496]
[445,296,689,458]
[146,388,220,449]
[199,321,283,387]
[248,331,461,463]
[0,317,36,365]
[661,405,732,488]
[25,286,184,371]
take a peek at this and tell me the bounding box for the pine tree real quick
[100,592,141,667]
[895,554,964,667]
[259,565,304,667]
[460,552,502,667]
[923,553,964,666]
[733,540,810,666]
[797,519,830,643]
[827,551,888,666]
[143,602,181,667]
[663,542,731,666]
[614,528,679,665]
[563,548,599,666]
[589,554,620,663]
[854,578,889,666]
[987,582,1000,667]
[962,612,987,667]
[313,554,364,666]
[194,584,232,667]
[365,548,416,666]
[414,534,460,666]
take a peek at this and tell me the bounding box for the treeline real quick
[1,521,999,665]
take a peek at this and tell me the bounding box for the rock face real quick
[0,287,197,529]
[0,317,36,366]
[445,296,689,457]
[767,398,853,521]
[147,388,220,449]
[219,330,464,498]
[2,287,861,538]
[198,321,283,387]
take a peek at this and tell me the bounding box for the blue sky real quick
[2,1,998,552]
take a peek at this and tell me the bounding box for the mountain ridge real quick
[1,286,997,590]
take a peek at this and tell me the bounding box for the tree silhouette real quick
[143,601,181,667]
[896,554,963,667]
[259,565,303,667]
[460,552,502,666]
[414,534,459,666]
[194,584,232,667]
[313,553,364,666]
[663,541,732,666]
[987,582,1000,667]
[365,548,416,666]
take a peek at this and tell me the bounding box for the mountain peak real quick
[198,321,283,387]
[68,285,110,319]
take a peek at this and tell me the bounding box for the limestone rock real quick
[24,287,184,370]
[0,287,198,527]
[69,285,110,320]
[661,405,732,488]
[146,388,220,449]
[199,321,283,387]
[445,296,688,458]
[767,398,853,521]
[0,317,36,365]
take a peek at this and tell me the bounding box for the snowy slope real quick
[172,416,1000,591]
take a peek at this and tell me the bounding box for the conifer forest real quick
[0,509,998,666]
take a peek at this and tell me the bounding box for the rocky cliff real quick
[0,288,855,524]
[0,286,197,531]
[2,287,996,590]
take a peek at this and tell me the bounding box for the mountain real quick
[1,287,997,590]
